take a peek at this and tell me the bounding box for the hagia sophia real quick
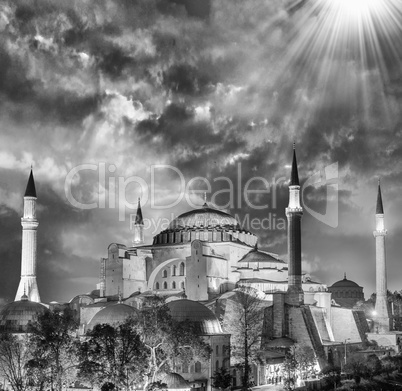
[0,146,400,390]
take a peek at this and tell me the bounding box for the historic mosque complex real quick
[0,146,400,389]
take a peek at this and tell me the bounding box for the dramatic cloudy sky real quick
[1,0,402,303]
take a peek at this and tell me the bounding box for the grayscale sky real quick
[0,0,401,303]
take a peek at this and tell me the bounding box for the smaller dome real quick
[161,373,189,390]
[166,299,223,335]
[238,247,284,264]
[89,289,100,297]
[0,300,48,333]
[87,303,137,330]
[330,275,361,288]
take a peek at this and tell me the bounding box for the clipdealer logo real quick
[302,162,338,228]
[64,162,339,229]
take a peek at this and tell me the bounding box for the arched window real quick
[172,281,176,289]
[182,363,189,373]
[172,265,177,276]
[181,281,185,290]
[216,345,219,356]
[162,269,168,278]
[163,282,167,289]
[216,360,219,371]
[155,282,160,290]
[179,262,185,276]
[195,361,201,373]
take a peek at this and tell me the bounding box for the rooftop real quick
[87,302,138,329]
[166,299,224,335]
[330,274,362,289]
[168,204,240,230]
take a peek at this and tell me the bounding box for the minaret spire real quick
[376,179,384,214]
[373,180,390,332]
[286,144,304,306]
[132,198,144,245]
[135,198,143,225]
[15,169,41,303]
[290,142,299,186]
[24,168,37,197]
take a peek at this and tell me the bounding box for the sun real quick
[277,0,402,127]
[334,0,381,16]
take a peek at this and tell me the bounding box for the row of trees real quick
[320,354,402,390]
[0,287,322,391]
[0,297,211,391]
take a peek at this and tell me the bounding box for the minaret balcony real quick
[21,220,39,229]
[286,207,303,215]
[373,229,387,237]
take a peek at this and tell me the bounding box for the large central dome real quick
[168,204,240,230]
[152,203,257,247]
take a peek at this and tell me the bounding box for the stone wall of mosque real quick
[330,307,363,343]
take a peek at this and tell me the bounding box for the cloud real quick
[0,0,402,302]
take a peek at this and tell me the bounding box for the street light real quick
[344,338,351,366]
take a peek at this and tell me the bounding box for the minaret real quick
[373,180,391,332]
[15,169,41,303]
[132,198,144,245]
[286,144,304,306]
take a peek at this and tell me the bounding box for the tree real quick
[365,354,382,379]
[27,308,79,391]
[320,365,341,390]
[380,356,396,379]
[344,353,384,384]
[282,351,297,391]
[344,355,365,385]
[135,296,210,390]
[211,367,232,391]
[146,381,167,391]
[293,344,317,379]
[101,382,115,391]
[0,333,31,391]
[77,318,148,390]
[222,286,264,390]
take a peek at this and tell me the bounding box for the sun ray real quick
[275,0,402,132]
